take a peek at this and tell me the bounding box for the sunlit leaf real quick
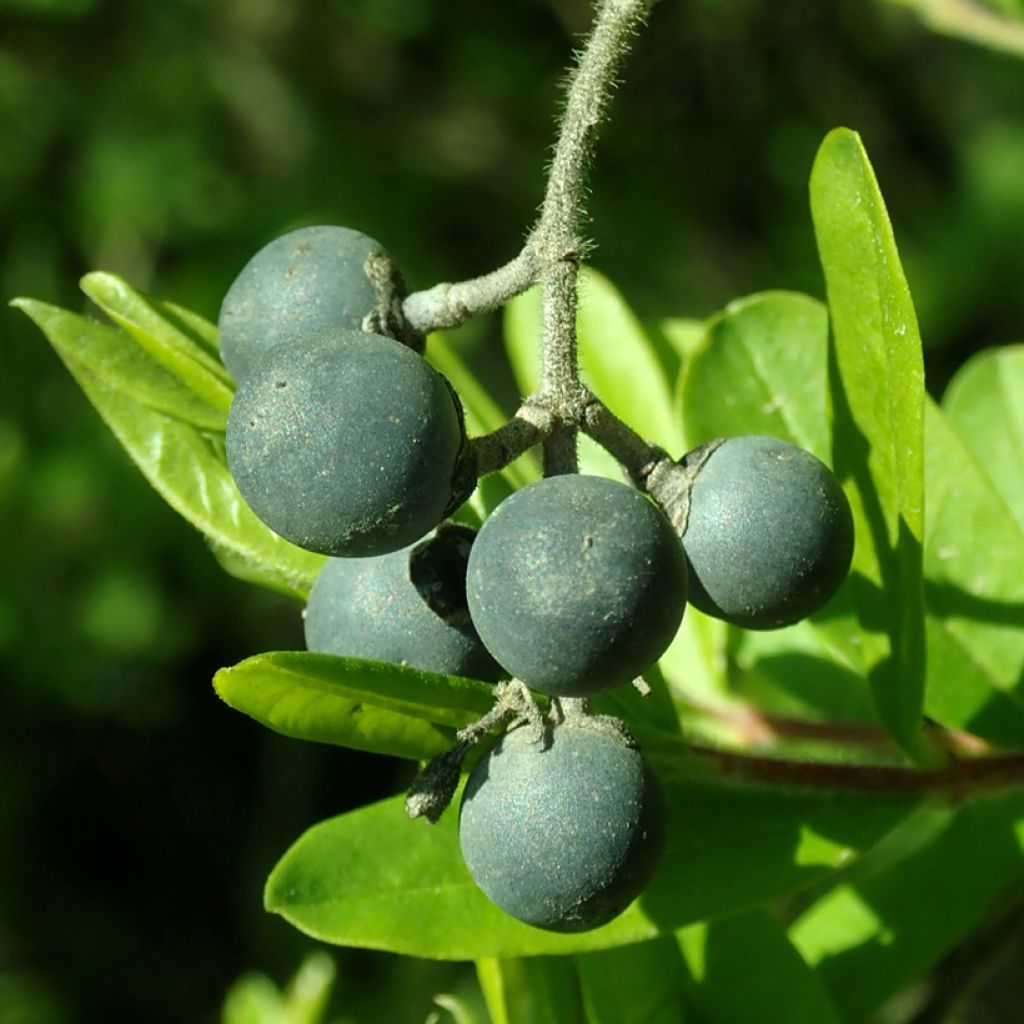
[14,298,323,598]
[942,344,1024,533]
[12,296,226,431]
[81,271,233,411]
[921,399,1024,744]
[214,651,496,761]
[504,268,679,479]
[810,127,927,758]
[264,778,914,959]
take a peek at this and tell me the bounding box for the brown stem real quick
[648,739,1024,803]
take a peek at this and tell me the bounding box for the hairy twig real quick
[402,248,539,335]
[401,0,653,355]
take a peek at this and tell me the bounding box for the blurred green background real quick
[2,0,1023,1021]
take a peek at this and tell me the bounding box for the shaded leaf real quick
[576,937,693,1024]
[680,291,830,460]
[475,958,585,1024]
[728,620,878,728]
[790,791,1024,1022]
[810,127,927,757]
[160,298,221,356]
[677,908,843,1024]
[213,651,496,761]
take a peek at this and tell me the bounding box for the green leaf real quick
[279,953,335,1024]
[575,267,680,451]
[728,620,878,728]
[221,952,335,1024]
[160,299,221,357]
[14,299,323,598]
[575,938,693,1024]
[213,651,496,761]
[680,291,830,460]
[651,610,732,719]
[667,284,1024,748]
[264,778,914,959]
[12,297,227,431]
[654,317,707,368]
[644,773,914,929]
[790,790,1024,1022]
[475,958,585,1024]
[921,399,1024,744]
[676,908,843,1024]
[432,993,487,1024]
[81,271,233,411]
[810,127,927,758]
[222,974,283,1024]
[942,344,1024,533]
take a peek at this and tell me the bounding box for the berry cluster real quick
[221,225,855,933]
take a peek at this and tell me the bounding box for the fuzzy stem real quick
[470,403,556,476]
[402,249,539,335]
[580,395,670,484]
[401,0,653,351]
[532,0,653,259]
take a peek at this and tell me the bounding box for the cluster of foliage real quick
[15,107,1024,1018]
[5,0,1024,1021]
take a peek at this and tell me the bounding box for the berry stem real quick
[402,248,540,334]
[580,396,670,484]
[470,404,555,476]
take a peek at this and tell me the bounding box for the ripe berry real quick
[459,718,667,932]
[465,474,688,697]
[304,524,504,681]
[218,225,408,383]
[226,328,464,557]
[680,435,854,629]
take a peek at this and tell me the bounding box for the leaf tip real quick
[9,296,48,327]
[79,269,113,292]
[211,666,234,701]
